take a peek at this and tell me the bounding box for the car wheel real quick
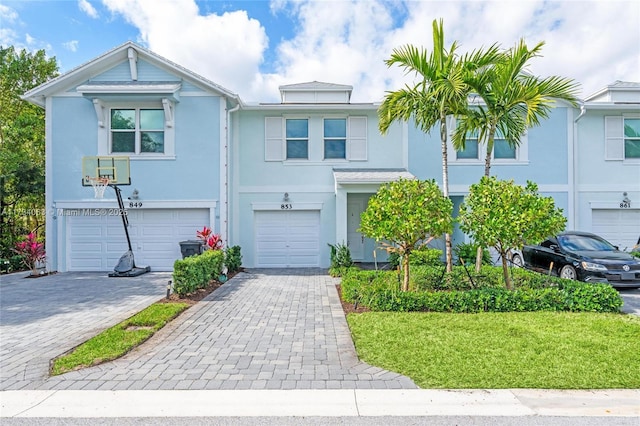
[512,254,524,268]
[560,265,577,280]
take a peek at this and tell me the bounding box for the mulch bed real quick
[336,284,370,315]
[158,270,241,306]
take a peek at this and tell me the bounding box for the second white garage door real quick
[254,210,320,267]
[66,208,210,272]
[591,209,640,251]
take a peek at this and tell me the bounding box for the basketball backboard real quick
[82,156,131,186]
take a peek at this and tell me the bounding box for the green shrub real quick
[173,249,224,296]
[630,251,640,259]
[224,246,242,273]
[328,243,353,277]
[388,247,443,269]
[454,242,491,266]
[340,267,622,313]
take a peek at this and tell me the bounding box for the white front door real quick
[347,199,365,260]
[254,211,320,267]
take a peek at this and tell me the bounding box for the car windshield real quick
[558,234,616,252]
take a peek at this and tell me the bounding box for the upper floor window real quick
[265,116,367,162]
[324,118,346,159]
[286,119,308,159]
[110,108,165,154]
[605,115,640,161]
[455,130,517,161]
[624,118,640,158]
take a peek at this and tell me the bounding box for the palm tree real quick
[454,39,580,176]
[451,39,580,270]
[378,18,500,271]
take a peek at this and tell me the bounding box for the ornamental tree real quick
[458,176,566,289]
[359,178,452,291]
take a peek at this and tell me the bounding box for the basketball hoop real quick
[87,176,111,199]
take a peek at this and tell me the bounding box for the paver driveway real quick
[1,269,417,391]
[0,271,169,390]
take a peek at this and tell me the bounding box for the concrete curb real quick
[2,389,639,418]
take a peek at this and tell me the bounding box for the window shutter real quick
[348,117,367,161]
[604,116,624,160]
[265,117,284,161]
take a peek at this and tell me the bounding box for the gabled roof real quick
[22,41,240,107]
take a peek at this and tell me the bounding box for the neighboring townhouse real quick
[22,42,240,272]
[408,102,576,249]
[573,81,640,250]
[228,82,409,268]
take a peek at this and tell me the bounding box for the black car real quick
[522,231,640,288]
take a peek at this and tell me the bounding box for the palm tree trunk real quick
[476,126,497,271]
[440,115,453,272]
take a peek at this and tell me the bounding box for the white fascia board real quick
[241,103,378,111]
[583,103,640,111]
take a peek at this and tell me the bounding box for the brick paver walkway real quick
[2,269,416,391]
[0,271,168,390]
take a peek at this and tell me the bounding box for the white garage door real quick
[66,208,210,271]
[255,211,320,267]
[591,209,640,251]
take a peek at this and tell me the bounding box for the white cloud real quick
[63,40,80,52]
[101,0,640,102]
[102,0,268,99]
[0,4,18,23]
[79,0,99,19]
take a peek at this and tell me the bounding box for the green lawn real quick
[347,311,640,389]
[51,303,189,376]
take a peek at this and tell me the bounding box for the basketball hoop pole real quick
[108,183,150,277]
[113,185,133,253]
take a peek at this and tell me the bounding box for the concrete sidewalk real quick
[2,389,639,418]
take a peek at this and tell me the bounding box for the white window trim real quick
[264,115,368,162]
[323,116,347,160]
[96,100,175,159]
[606,114,640,163]
[446,117,528,165]
[284,116,310,161]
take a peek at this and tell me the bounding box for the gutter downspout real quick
[572,103,587,230]
[224,102,241,247]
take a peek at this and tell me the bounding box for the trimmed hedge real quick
[173,249,224,296]
[341,267,623,313]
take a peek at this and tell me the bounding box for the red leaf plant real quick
[196,226,224,251]
[14,232,46,276]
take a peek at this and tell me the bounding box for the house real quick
[229,82,409,268]
[408,102,577,251]
[22,42,240,272]
[23,41,640,272]
[573,81,640,250]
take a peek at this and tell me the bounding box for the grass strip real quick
[347,311,640,389]
[51,302,189,376]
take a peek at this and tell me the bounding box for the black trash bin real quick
[179,240,204,258]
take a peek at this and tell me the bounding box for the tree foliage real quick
[378,19,501,272]
[359,178,453,291]
[0,46,58,265]
[458,176,566,289]
[452,39,580,177]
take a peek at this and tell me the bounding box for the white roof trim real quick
[333,169,415,184]
[77,82,181,95]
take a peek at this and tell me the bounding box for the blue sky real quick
[2,0,639,103]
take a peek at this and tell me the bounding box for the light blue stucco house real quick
[23,42,640,272]
[229,82,409,267]
[23,42,240,272]
[573,81,640,250]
